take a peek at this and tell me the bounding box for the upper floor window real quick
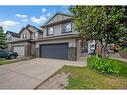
[33,32,38,39]
[62,22,72,33]
[48,27,54,35]
[7,37,12,41]
[23,33,27,39]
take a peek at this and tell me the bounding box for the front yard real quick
[0,59,12,65]
[56,59,127,89]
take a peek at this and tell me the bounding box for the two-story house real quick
[34,13,81,61]
[6,24,43,57]
[6,31,20,51]
[6,13,92,61]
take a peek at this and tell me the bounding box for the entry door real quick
[40,43,68,60]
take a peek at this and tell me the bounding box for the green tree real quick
[0,26,7,49]
[70,6,127,58]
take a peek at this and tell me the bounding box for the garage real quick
[13,46,25,56]
[40,43,68,60]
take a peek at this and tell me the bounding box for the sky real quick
[0,6,70,33]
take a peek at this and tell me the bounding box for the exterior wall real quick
[76,40,81,60]
[35,38,78,60]
[7,43,12,51]
[6,33,19,42]
[48,14,72,25]
[27,26,43,39]
[31,42,36,56]
[43,22,78,37]
[20,29,31,40]
[38,32,43,39]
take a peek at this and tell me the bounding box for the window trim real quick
[23,33,27,39]
[47,26,54,35]
[61,22,72,33]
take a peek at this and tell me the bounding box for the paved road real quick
[0,58,86,89]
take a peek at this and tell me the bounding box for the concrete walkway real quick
[110,53,127,62]
[0,58,87,89]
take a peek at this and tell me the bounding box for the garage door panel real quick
[40,43,68,60]
[13,46,25,56]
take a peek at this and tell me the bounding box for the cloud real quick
[22,19,28,22]
[0,20,20,29]
[42,8,46,12]
[16,14,27,18]
[47,13,51,17]
[31,15,47,24]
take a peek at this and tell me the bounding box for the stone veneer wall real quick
[35,48,39,57]
[68,47,77,61]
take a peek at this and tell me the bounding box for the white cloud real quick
[22,19,28,22]
[16,14,27,18]
[0,20,20,29]
[47,13,51,17]
[42,8,46,12]
[31,15,47,24]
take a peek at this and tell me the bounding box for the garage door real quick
[13,46,25,56]
[40,43,68,60]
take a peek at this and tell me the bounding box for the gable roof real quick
[43,12,72,26]
[6,31,20,38]
[26,24,43,33]
[19,24,43,35]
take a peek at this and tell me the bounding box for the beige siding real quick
[48,14,71,25]
[6,33,19,42]
[36,38,76,48]
[20,29,31,40]
[38,32,43,39]
[43,22,78,37]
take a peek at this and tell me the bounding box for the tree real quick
[70,6,127,58]
[0,26,7,49]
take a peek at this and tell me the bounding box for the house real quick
[6,13,94,61]
[6,24,43,57]
[36,13,80,60]
[6,31,20,51]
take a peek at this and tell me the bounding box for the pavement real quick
[110,53,127,62]
[0,58,86,89]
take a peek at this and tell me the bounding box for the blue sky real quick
[0,6,70,33]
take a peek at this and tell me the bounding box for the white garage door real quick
[14,46,25,56]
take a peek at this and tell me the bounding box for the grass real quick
[57,58,127,89]
[0,59,13,65]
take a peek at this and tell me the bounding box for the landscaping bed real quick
[55,58,127,89]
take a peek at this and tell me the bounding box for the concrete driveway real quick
[0,58,86,89]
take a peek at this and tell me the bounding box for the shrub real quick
[88,56,121,74]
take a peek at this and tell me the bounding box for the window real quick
[62,22,72,33]
[7,37,12,41]
[48,27,54,35]
[33,32,38,38]
[23,33,27,39]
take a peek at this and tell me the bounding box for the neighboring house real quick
[6,31,20,51]
[6,13,94,61]
[6,24,43,57]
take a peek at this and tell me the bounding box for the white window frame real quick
[62,22,72,33]
[48,27,54,35]
[23,33,27,39]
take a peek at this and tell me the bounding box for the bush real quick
[88,56,121,74]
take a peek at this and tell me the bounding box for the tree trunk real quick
[100,40,107,58]
[101,46,106,58]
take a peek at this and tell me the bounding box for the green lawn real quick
[0,59,13,65]
[57,58,127,89]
